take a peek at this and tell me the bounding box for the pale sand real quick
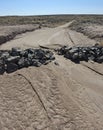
[0,22,103,130]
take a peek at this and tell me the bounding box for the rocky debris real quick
[57,44,103,63]
[0,48,55,74]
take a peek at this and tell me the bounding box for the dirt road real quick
[0,22,103,130]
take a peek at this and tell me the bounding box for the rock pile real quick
[57,44,103,63]
[0,48,55,74]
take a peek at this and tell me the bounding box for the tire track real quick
[68,30,75,45]
[19,68,77,129]
[81,62,103,76]
[17,73,51,121]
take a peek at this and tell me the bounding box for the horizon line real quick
[0,13,103,17]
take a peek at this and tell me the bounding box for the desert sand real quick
[0,22,103,130]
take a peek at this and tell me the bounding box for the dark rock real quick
[69,47,79,54]
[0,60,5,74]
[6,56,20,63]
[0,47,55,74]
[34,49,44,59]
[58,45,103,63]
[1,52,10,59]
[64,52,71,59]
[6,63,18,73]
[20,50,28,57]
[96,56,103,63]
[11,47,22,56]
[26,48,35,54]
[32,59,42,67]
[88,56,95,61]
[17,57,25,68]
[44,60,51,65]
[45,51,55,60]
[72,53,79,60]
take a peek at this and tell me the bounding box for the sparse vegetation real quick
[0,15,76,27]
[69,15,103,42]
[0,15,103,27]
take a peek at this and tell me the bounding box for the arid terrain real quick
[0,15,103,130]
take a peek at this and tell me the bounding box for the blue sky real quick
[0,0,103,16]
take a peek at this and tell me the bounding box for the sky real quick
[0,0,103,16]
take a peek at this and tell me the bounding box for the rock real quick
[54,61,59,66]
[64,52,71,59]
[72,53,79,61]
[69,47,79,54]
[58,45,103,63]
[43,60,51,65]
[34,49,45,59]
[26,48,35,54]
[6,56,20,63]
[32,59,42,67]
[0,60,5,74]
[1,52,10,59]
[57,46,66,55]
[96,56,103,63]
[6,63,18,73]
[45,51,55,60]
[88,56,95,61]
[11,47,22,56]
[17,57,25,68]
[0,47,55,74]
[20,50,28,57]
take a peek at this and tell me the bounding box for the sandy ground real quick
[0,22,103,130]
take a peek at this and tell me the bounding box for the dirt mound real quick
[70,18,103,42]
[0,25,39,45]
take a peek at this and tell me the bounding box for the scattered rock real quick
[54,61,59,66]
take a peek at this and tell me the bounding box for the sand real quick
[0,22,103,130]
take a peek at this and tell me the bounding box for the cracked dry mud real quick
[0,22,103,130]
